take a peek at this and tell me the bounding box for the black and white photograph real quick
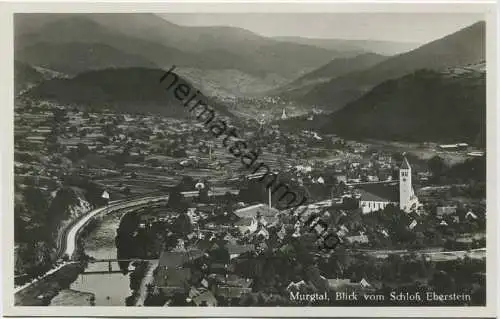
[2,1,497,317]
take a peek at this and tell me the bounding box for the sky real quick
[160,13,484,44]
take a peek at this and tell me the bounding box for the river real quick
[50,213,134,306]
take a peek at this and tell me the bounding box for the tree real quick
[104,124,117,137]
[123,186,131,195]
[428,156,447,179]
[198,187,209,203]
[24,186,49,215]
[73,179,103,207]
[239,293,259,306]
[47,139,62,153]
[52,108,68,123]
[178,176,195,192]
[172,213,192,237]
[79,129,88,138]
[430,270,456,292]
[209,243,230,265]
[169,292,188,306]
[76,143,90,158]
[167,186,183,208]
[97,136,110,145]
[144,287,167,306]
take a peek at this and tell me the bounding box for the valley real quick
[12,12,488,309]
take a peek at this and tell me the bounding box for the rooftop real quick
[158,249,204,268]
[357,183,399,203]
[401,156,411,170]
[234,203,279,219]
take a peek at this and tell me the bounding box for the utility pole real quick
[268,188,272,209]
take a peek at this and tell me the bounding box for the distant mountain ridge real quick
[15,17,202,72]
[87,13,343,78]
[16,42,159,75]
[321,66,485,145]
[273,36,420,56]
[15,13,360,97]
[14,61,45,94]
[275,53,388,98]
[297,21,486,111]
[14,13,340,79]
[298,53,388,81]
[175,67,289,97]
[24,67,233,118]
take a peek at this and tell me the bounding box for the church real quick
[357,156,420,214]
[281,108,288,120]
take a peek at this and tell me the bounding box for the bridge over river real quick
[81,259,159,274]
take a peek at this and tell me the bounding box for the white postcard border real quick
[1,1,497,317]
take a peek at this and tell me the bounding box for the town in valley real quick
[12,12,487,307]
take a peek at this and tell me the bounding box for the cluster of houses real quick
[148,199,382,306]
[14,102,238,196]
[16,99,486,306]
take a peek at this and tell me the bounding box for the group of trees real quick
[125,261,149,306]
[168,175,213,208]
[116,177,200,272]
[427,155,486,187]
[15,185,83,277]
[61,175,107,208]
[233,244,486,306]
[231,234,321,294]
[232,254,485,306]
[227,219,480,306]
[14,122,110,277]
[116,212,142,273]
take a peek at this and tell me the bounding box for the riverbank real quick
[14,262,85,306]
[15,208,104,306]
[15,211,95,306]
[15,196,169,306]
[49,289,95,306]
[134,260,159,306]
[125,261,149,306]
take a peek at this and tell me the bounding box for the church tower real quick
[281,108,288,120]
[399,155,418,212]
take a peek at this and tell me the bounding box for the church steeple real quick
[399,154,417,212]
[401,156,411,170]
[281,108,287,120]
